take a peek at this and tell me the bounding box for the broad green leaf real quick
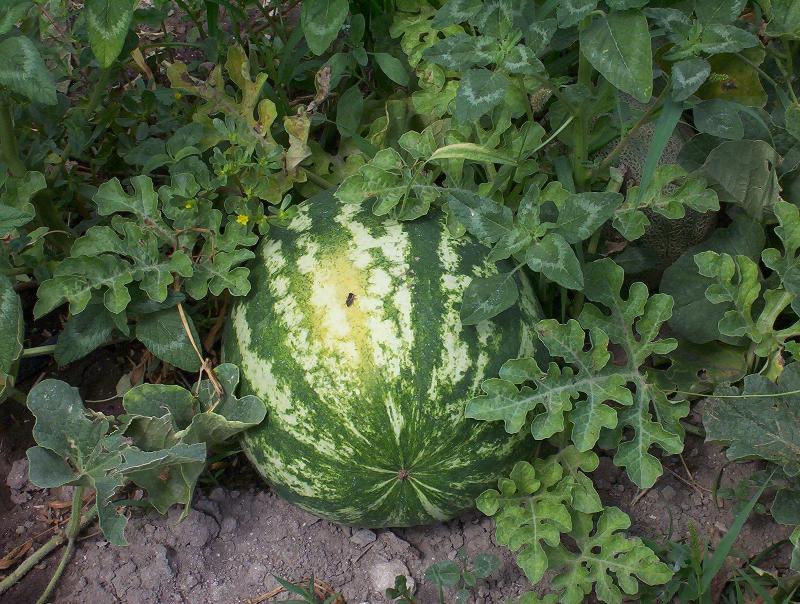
[671,58,710,101]
[705,363,800,477]
[336,85,364,137]
[431,0,482,28]
[0,1,32,36]
[787,103,800,142]
[0,275,23,403]
[34,255,135,318]
[554,192,622,244]
[124,366,265,513]
[661,216,764,344]
[447,190,514,243]
[580,12,653,103]
[766,0,800,39]
[300,0,348,55]
[460,273,519,325]
[701,139,779,220]
[123,384,197,432]
[54,304,121,366]
[0,171,46,236]
[488,228,533,262]
[694,0,747,24]
[472,553,500,578]
[430,143,516,165]
[502,45,544,76]
[772,488,800,525]
[557,0,598,28]
[478,450,608,589]
[454,68,509,122]
[26,446,76,488]
[335,148,438,217]
[121,442,206,514]
[0,35,56,104]
[398,129,437,160]
[26,380,130,544]
[135,308,202,372]
[499,357,541,384]
[425,561,461,586]
[699,24,759,55]
[697,50,768,107]
[185,364,267,445]
[389,3,461,68]
[72,222,194,303]
[658,339,748,397]
[693,99,744,139]
[525,19,558,54]
[27,380,109,467]
[525,233,583,290]
[422,34,498,72]
[374,52,410,86]
[85,0,136,67]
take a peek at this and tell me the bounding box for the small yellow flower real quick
[236,214,250,225]
[174,92,183,100]
[184,201,194,209]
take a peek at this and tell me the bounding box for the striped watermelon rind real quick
[224,191,541,527]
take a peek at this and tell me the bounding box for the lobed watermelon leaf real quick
[25,365,265,544]
[478,447,669,601]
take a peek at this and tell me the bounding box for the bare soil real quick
[0,350,794,604]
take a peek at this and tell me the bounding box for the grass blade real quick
[700,469,775,594]
[636,97,683,205]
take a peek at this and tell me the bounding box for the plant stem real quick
[572,21,593,192]
[174,0,206,39]
[0,97,26,177]
[86,68,112,117]
[1,266,30,276]
[5,387,27,405]
[681,420,706,437]
[21,344,57,358]
[300,168,335,190]
[35,487,85,604]
[0,506,97,597]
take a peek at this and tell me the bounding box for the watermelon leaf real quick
[85,0,137,68]
[704,363,800,477]
[548,507,672,603]
[25,366,264,543]
[694,201,800,368]
[0,275,23,404]
[471,259,686,488]
[460,273,519,325]
[478,446,668,601]
[579,259,686,488]
[613,165,719,241]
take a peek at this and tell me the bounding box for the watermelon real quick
[224,191,540,527]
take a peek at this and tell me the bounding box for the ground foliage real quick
[1,0,800,602]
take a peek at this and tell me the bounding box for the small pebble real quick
[350,528,377,546]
